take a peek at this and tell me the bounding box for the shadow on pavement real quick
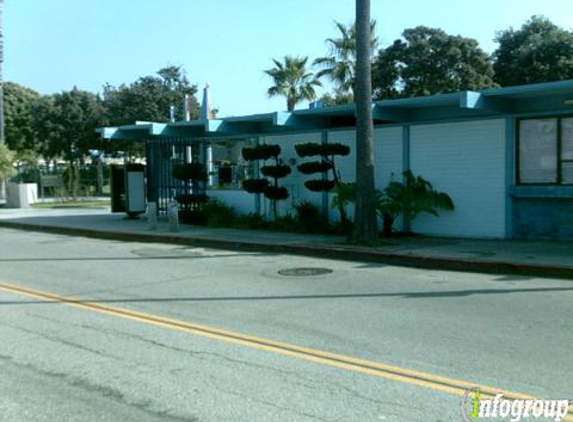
[0,252,268,262]
[2,286,572,306]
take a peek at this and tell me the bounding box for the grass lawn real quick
[31,200,111,209]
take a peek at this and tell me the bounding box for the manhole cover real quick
[277,267,333,277]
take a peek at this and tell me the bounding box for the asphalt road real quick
[0,228,571,421]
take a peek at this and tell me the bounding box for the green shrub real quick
[377,170,455,236]
[305,179,335,192]
[178,209,208,225]
[172,163,208,182]
[322,143,350,156]
[294,200,328,233]
[242,178,269,193]
[260,165,291,179]
[297,161,333,174]
[236,212,269,230]
[203,199,237,227]
[271,214,298,232]
[263,186,289,200]
[0,144,15,181]
[241,144,281,161]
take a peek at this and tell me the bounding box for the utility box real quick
[6,183,38,208]
[125,163,146,217]
[110,164,146,217]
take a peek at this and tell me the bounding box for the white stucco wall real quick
[207,189,256,215]
[410,119,506,238]
[374,126,404,230]
[374,126,403,189]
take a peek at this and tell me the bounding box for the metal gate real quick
[145,138,205,214]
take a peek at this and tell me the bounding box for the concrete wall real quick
[513,198,573,239]
[510,186,573,239]
[410,119,507,238]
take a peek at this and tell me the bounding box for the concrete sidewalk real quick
[0,206,572,279]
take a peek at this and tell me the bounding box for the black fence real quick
[146,138,205,214]
[11,163,112,199]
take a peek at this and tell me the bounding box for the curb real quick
[1,220,572,280]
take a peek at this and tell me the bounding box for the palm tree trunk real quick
[350,0,378,244]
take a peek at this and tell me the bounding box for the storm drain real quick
[277,267,333,277]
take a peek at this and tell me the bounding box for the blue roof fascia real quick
[372,104,411,122]
[96,126,149,140]
[96,127,118,139]
[294,103,356,117]
[374,92,460,109]
[459,91,514,114]
[480,79,573,99]
[223,112,276,124]
[273,112,329,129]
[97,79,573,140]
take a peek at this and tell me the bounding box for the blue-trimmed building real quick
[98,80,573,240]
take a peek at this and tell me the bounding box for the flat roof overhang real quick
[97,79,573,140]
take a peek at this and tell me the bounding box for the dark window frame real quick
[517,116,573,186]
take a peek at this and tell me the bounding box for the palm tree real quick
[351,0,378,244]
[264,56,322,112]
[314,20,377,98]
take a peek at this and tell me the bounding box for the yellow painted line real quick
[1,281,571,420]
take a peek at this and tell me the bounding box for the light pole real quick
[0,0,6,201]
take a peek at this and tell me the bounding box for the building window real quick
[518,117,573,185]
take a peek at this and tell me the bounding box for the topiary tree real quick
[295,142,350,224]
[242,144,291,219]
[172,162,208,224]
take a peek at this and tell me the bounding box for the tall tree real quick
[264,56,322,111]
[102,66,198,158]
[103,66,199,127]
[33,89,105,162]
[314,20,377,100]
[0,143,14,182]
[351,0,378,244]
[4,82,41,152]
[32,88,105,195]
[493,16,573,86]
[372,26,496,99]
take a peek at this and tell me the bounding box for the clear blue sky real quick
[6,0,573,118]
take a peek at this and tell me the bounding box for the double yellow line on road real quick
[1,281,571,420]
